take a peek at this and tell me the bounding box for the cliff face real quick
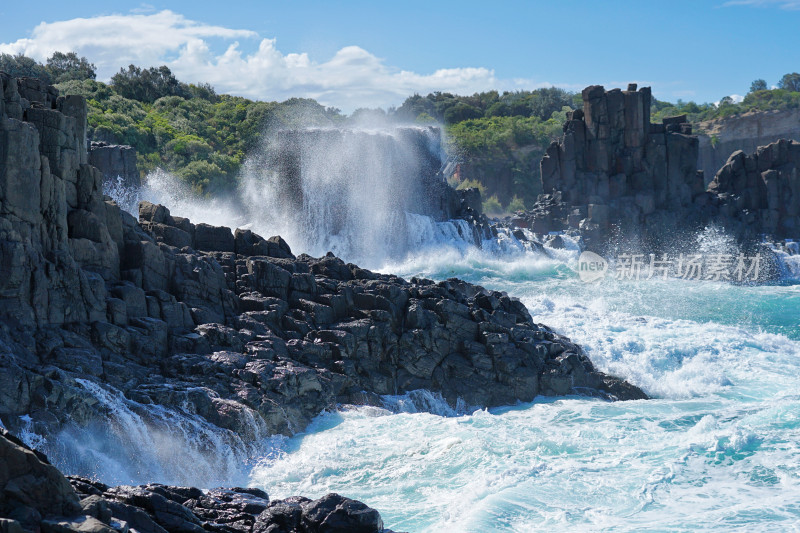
[452,143,545,206]
[534,84,704,247]
[697,109,800,180]
[0,73,114,327]
[0,74,645,463]
[525,84,800,249]
[707,139,800,239]
[88,141,140,189]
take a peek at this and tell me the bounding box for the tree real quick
[111,64,186,103]
[45,51,96,83]
[777,72,800,92]
[0,53,52,83]
[183,82,219,102]
[749,79,767,93]
[443,102,483,124]
[485,101,511,117]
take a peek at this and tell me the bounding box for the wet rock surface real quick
[0,73,644,445]
[0,430,393,533]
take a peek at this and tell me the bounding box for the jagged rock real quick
[0,429,81,523]
[707,138,800,239]
[194,223,234,252]
[89,142,139,189]
[526,84,800,251]
[300,493,383,533]
[697,108,800,178]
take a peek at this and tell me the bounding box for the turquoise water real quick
[248,249,800,532]
[93,174,800,530]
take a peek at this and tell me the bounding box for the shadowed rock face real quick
[707,139,800,239]
[524,84,800,250]
[88,142,140,189]
[697,109,800,180]
[0,429,389,533]
[533,84,704,250]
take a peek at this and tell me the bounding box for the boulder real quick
[194,224,234,252]
[0,429,81,522]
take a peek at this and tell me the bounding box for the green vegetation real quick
[482,195,503,215]
[1,51,95,84]
[397,87,573,125]
[444,111,569,208]
[55,69,342,194]
[506,195,526,213]
[396,89,576,212]
[778,72,800,92]
[651,73,800,125]
[5,51,800,208]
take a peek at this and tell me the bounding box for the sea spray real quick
[40,379,280,487]
[96,117,800,531]
[105,126,492,267]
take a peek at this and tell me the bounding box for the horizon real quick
[1,1,799,112]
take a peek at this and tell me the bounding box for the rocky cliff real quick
[523,84,800,250]
[534,84,703,248]
[88,142,140,189]
[697,108,800,180]
[706,138,800,240]
[0,72,645,526]
[0,428,390,533]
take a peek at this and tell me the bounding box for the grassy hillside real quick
[56,78,342,194]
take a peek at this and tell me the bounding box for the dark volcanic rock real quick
[0,73,652,533]
[0,430,390,533]
[0,74,645,527]
[0,429,81,525]
[88,142,139,189]
[525,84,800,251]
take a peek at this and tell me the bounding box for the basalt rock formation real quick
[0,429,390,533]
[0,73,645,529]
[523,84,800,250]
[697,108,800,179]
[533,84,704,249]
[88,142,140,189]
[705,138,800,240]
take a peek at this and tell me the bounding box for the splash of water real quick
[106,126,493,268]
[39,379,280,487]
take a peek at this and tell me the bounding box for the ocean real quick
[242,242,800,532]
[48,135,800,532]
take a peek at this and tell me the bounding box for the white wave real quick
[43,379,276,487]
[381,389,469,417]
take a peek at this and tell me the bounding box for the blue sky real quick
[1,1,799,111]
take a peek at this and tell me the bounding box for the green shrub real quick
[455,178,486,195]
[507,195,526,213]
[482,194,503,215]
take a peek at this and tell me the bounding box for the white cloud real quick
[0,11,257,77]
[2,10,699,111]
[713,94,745,106]
[0,9,519,111]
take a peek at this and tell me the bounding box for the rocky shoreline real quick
[0,74,645,531]
[1,428,390,533]
[512,84,800,254]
